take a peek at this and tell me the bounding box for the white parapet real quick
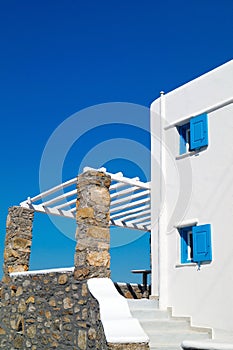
[87,277,149,344]
[10,266,75,277]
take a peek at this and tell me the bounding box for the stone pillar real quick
[3,206,34,279]
[74,170,111,280]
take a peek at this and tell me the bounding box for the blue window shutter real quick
[179,124,189,155]
[192,224,212,263]
[190,113,208,150]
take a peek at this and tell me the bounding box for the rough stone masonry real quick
[3,206,34,280]
[0,270,108,349]
[74,170,111,281]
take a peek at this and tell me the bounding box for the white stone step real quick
[127,298,159,310]
[150,345,182,350]
[128,299,169,321]
[148,330,211,345]
[181,340,233,350]
[127,299,211,350]
[140,319,191,331]
[128,299,170,323]
[130,308,170,320]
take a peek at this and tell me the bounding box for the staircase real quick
[127,299,212,350]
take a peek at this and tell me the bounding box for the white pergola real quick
[20,167,151,232]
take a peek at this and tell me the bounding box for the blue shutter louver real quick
[190,113,208,151]
[192,224,212,264]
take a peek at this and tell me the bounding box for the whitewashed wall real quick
[150,60,233,339]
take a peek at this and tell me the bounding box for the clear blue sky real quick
[0,1,232,282]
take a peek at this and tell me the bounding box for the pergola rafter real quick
[20,167,151,232]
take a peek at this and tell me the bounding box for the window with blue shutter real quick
[193,224,212,263]
[190,114,208,151]
[178,113,208,154]
[179,224,212,265]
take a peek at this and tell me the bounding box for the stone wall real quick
[0,271,107,349]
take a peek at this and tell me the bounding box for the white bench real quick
[87,277,149,344]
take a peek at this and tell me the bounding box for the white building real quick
[150,59,233,340]
[18,59,233,343]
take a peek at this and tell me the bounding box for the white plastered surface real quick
[87,277,149,344]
